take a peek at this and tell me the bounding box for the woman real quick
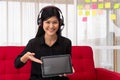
[14,6,72,80]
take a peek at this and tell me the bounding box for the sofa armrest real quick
[95,68,120,80]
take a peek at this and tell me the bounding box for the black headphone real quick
[37,6,64,27]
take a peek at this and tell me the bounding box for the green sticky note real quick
[105,2,111,8]
[98,3,104,9]
[85,11,90,16]
[77,5,83,10]
[114,3,119,9]
[85,0,90,3]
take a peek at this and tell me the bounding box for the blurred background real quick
[0,0,120,72]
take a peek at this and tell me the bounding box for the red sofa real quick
[0,46,120,80]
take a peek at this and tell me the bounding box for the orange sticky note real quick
[97,9,103,15]
[98,0,103,2]
[98,3,104,9]
[85,4,90,10]
[110,14,116,20]
[105,2,111,8]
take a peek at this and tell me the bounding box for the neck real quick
[44,34,58,47]
[44,34,57,41]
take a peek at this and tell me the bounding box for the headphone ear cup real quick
[60,19,64,26]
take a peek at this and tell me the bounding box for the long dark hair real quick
[35,6,64,38]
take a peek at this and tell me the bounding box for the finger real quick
[72,67,75,73]
[33,58,42,64]
[29,56,42,64]
[28,52,35,56]
[59,75,62,77]
[63,74,67,76]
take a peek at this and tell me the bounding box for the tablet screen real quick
[41,54,73,78]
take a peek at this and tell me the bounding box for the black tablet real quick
[41,54,73,78]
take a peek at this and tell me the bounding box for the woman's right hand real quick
[20,52,42,64]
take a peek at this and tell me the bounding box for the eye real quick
[53,21,58,24]
[45,21,50,24]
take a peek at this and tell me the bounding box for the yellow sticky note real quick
[77,5,83,10]
[92,0,97,2]
[110,14,116,20]
[92,10,97,16]
[98,3,104,9]
[78,10,83,16]
[105,2,111,8]
[114,3,119,9]
[85,11,90,16]
[85,0,90,3]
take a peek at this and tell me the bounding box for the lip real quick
[48,29,55,32]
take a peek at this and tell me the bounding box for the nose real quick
[49,23,54,28]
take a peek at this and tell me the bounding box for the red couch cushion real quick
[0,46,31,80]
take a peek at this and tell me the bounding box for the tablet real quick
[41,54,73,78]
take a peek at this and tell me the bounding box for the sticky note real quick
[110,14,116,20]
[85,0,90,3]
[97,9,103,15]
[105,0,110,1]
[85,4,90,10]
[77,5,83,10]
[82,17,87,22]
[85,11,90,16]
[92,4,97,9]
[114,3,119,9]
[92,10,97,16]
[105,2,111,8]
[98,0,103,2]
[78,10,83,16]
[92,0,97,2]
[98,3,104,9]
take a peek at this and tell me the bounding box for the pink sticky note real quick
[92,4,97,9]
[82,17,87,22]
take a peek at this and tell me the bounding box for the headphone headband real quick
[37,6,64,26]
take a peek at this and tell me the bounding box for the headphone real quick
[37,6,64,27]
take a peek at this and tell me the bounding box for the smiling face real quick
[43,16,59,37]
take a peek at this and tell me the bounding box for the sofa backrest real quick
[0,46,96,80]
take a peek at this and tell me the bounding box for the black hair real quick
[35,6,64,38]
